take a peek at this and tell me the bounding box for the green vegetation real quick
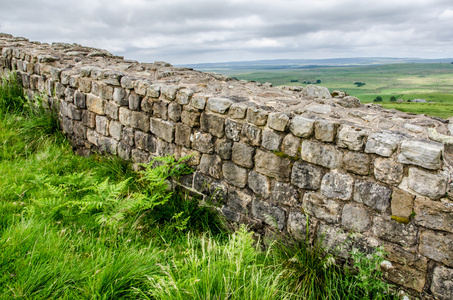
[0,74,395,299]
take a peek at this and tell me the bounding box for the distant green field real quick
[226,63,453,118]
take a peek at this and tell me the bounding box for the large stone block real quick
[95,115,109,136]
[302,84,331,99]
[255,150,292,181]
[303,192,342,224]
[200,113,225,138]
[248,171,270,198]
[373,215,418,247]
[268,112,289,132]
[407,167,447,199]
[314,120,339,142]
[153,100,168,120]
[192,132,215,154]
[414,197,453,233]
[168,102,182,122]
[342,151,370,175]
[181,108,201,127]
[261,129,283,151]
[291,162,323,190]
[341,203,370,232]
[161,85,179,100]
[398,140,443,170]
[223,162,248,188]
[147,84,161,98]
[301,140,342,169]
[241,123,261,146]
[109,120,123,140]
[130,111,150,132]
[228,189,252,213]
[289,116,315,138]
[131,149,150,164]
[215,139,232,160]
[353,180,392,212]
[229,103,248,119]
[419,230,453,267]
[232,142,255,168]
[99,136,118,155]
[337,125,368,151]
[281,134,301,158]
[190,94,208,110]
[374,158,404,185]
[175,123,192,148]
[104,101,119,120]
[365,131,404,157]
[207,97,233,114]
[198,154,222,179]
[272,182,300,206]
[431,265,453,300]
[251,199,286,230]
[247,107,268,126]
[225,119,242,142]
[113,87,128,106]
[86,94,105,115]
[134,130,156,153]
[391,188,415,221]
[321,172,354,200]
[176,88,193,105]
[150,118,175,143]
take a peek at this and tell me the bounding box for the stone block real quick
[61,117,73,135]
[255,150,292,181]
[222,207,241,223]
[118,142,131,160]
[73,122,86,139]
[156,139,178,158]
[74,90,86,108]
[262,129,283,151]
[153,100,168,120]
[431,265,453,300]
[103,70,123,86]
[337,125,368,151]
[161,85,179,100]
[86,128,100,146]
[95,115,109,136]
[241,123,261,146]
[192,132,215,154]
[150,118,175,143]
[128,92,142,111]
[373,215,418,247]
[248,171,270,198]
[251,199,286,230]
[268,112,289,132]
[64,87,75,103]
[176,88,193,105]
[273,182,300,206]
[321,171,354,200]
[120,76,136,90]
[342,151,371,175]
[200,113,225,138]
[414,197,453,233]
[135,130,157,153]
[181,108,201,127]
[78,77,92,93]
[365,131,404,157]
[113,87,128,106]
[190,94,208,110]
[314,120,339,142]
[130,111,150,132]
[122,126,135,147]
[134,80,149,96]
[289,116,315,138]
[175,123,192,148]
[318,224,355,258]
[303,192,342,224]
[302,84,332,99]
[232,142,255,168]
[215,139,232,160]
[407,167,447,199]
[180,148,201,167]
[341,203,370,232]
[223,162,248,188]
[131,149,150,164]
[229,103,248,119]
[86,94,105,115]
[168,102,182,122]
[140,97,153,112]
[147,85,161,98]
[391,189,415,221]
[82,110,96,128]
[301,140,342,169]
[247,107,268,126]
[225,119,242,141]
[109,120,123,140]
[104,101,119,120]
[207,97,233,114]
[198,154,222,179]
[374,158,403,185]
[228,189,252,213]
[398,140,443,170]
[99,136,118,155]
[305,104,332,114]
[287,211,311,240]
[281,134,301,158]
[353,180,392,212]
[68,104,82,121]
[419,230,453,267]
[291,162,323,190]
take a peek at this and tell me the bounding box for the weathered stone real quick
[223,162,248,188]
[353,180,392,212]
[221,207,241,223]
[241,123,261,146]
[87,128,100,146]
[251,199,286,230]
[419,230,453,267]
[373,215,418,247]
[262,129,283,151]
[153,100,168,120]
[181,108,200,127]
[190,94,208,110]
[321,172,354,200]
[303,192,342,223]
[86,94,105,115]
[74,90,86,108]
[281,134,301,158]
[248,171,270,198]
[176,88,193,105]
[255,150,292,181]
[431,265,453,300]
[398,140,443,170]
[341,203,370,232]
[117,142,131,160]
[103,70,123,86]
[289,116,315,138]
[95,115,109,136]
[314,120,339,142]
[232,142,255,168]
[109,120,123,140]
[305,104,332,114]
[140,97,153,113]
[179,148,200,167]
[301,140,342,169]
[374,158,404,185]
[175,123,192,148]
[228,189,252,213]
[82,110,95,128]
[247,107,268,126]
[78,77,92,93]
[61,117,74,135]
[161,85,179,100]
[268,112,289,132]
[342,151,371,175]
[192,132,215,154]
[147,85,161,98]
[414,197,453,233]
[198,154,222,179]
[119,107,133,127]
[113,87,128,106]
[134,131,156,153]
[333,96,361,108]
[200,113,225,138]
[104,101,119,120]
[130,111,150,132]
[150,118,175,143]
[156,139,178,158]
[134,80,150,96]
[291,162,323,190]
[407,167,447,199]
[404,123,424,134]
[131,149,150,164]
[99,136,118,155]
[73,122,86,139]
[318,224,355,258]
[229,103,248,119]
[337,125,368,151]
[287,211,318,241]
[391,188,415,221]
[67,104,82,120]
[122,127,135,147]
[128,92,142,111]
[207,97,233,114]
[168,102,182,122]
[365,131,404,157]
[273,182,300,206]
[215,139,232,160]
[302,85,331,99]
[225,119,242,142]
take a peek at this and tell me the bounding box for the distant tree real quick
[290,79,299,82]
[390,96,397,102]
[354,82,366,87]
[316,79,321,84]
[373,96,383,102]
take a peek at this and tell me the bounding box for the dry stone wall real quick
[1,33,453,299]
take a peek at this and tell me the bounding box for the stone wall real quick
[1,33,453,299]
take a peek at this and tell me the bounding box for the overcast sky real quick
[1,0,453,64]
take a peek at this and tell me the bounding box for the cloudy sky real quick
[1,0,453,64]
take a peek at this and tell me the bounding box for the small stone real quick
[262,129,283,151]
[134,131,156,153]
[156,139,178,158]
[302,85,331,99]
[223,162,248,188]
[113,87,128,106]
[403,123,424,133]
[74,91,86,108]
[215,139,232,160]
[207,97,233,114]
[128,93,142,111]
[228,189,252,213]
[168,102,182,122]
[241,123,261,146]
[190,94,208,110]
[99,137,118,155]
[342,152,371,175]
[109,121,123,140]
[273,182,300,206]
[391,189,415,220]
[281,134,301,158]
[407,167,447,199]
[419,230,453,267]
[373,215,418,247]
[176,88,193,105]
[251,199,286,230]
[120,76,137,90]
[130,111,150,132]
[147,85,161,98]
[175,123,192,148]
[247,107,268,126]
[82,110,95,128]
[268,112,289,132]
[180,148,201,167]
[365,131,405,157]
[134,80,150,96]
[232,142,255,168]
[105,101,119,120]
[225,119,242,142]
[229,103,248,119]
[192,132,215,154]
[131,149,150,164]
[414,197,453,233]
[431,265,453,300]
[181,108,201,127]
[200,113,225,138]
[333,96,361,108]
[291,162,323,190]
[337,125,368,151]
[398,140,443,170]
[341,203,370,232]
[150,118,175,143]
[374,158,404,185]
[314,120,340,142]
[248,171,270,198]
[354,180,392,212]
[153,100,168,120]
[255,150,292,181]
[303,192,342,223]
[301,140,342,169]
[321,171,354,200]
[122,126,135,147]
[86,94,105,115]
[289,116,315,138]
[160,85,179,100]
[287,211,310,240]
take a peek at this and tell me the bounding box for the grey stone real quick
[273,182,300,206]
[131,149,150,164]
[228,189,252,213]
[342,151,371,175]
[268,112,289,132]
[86,94,105,115]
[113,87,128,106]
[104,101,119,120]
[305,104,332,114]
[215,139,232,160]
[78,77,92,93]
[221,207,241,223]
[248,171,270,198]
[109,121,123,140]
[229,103,248,119]
[153,100,168,120]
[318,224,355,258]
[407,167,447,199]
[175,123,192,148]
[341,203,370,232]
[241,123,262,146]
[372,215,418,247]
[333,96,361,108]
[207,97,233,114]
[289,116,315,138]
[73,122,86,139]
[314,120,340,142]
[431,265,453,300]
[150,118,175,143]
[255,150,292,181]
[374,158,404,185]
[303,192,342,223]
[225,119,242,142]
[291,162,323,190]
[365,131,404,157]
[302,85,331,99]
[301,140,342,169]
[134,80,150,96]
[223,162,248,188]
[99,136,118,155]
[287,211,314,240]
[192,132,215,154]
[419,230,453,267]
[64,87,75,103]
[180,148,201,167]
[176,88,193,105]
[61,117,73,135]
[122,127,135,147]
[82,110,95,128]
[118,142,131,160]
[190,94,208,110]
[198,154,222,179]
[87,128,100,146]
[321,172,354,200]
[134,131,156,153]
[147,85,161,98]
[281,134,301,158]
[398,140,443,170]
[103,70,123,86]
[161,85,179,100]
[337,125,368,151]
[181,108,200,127]
[262,129,283,151]
[251,199,286,230]
[156,139,178,157]
[168,102,182,122]
[353,180,392,212]
[130,111,150,132]
[95,115,109,136]
[140,97,153,113]
[414,197,453,233]
[200,113,225,138]
[391,189,415,221]
[68,104,82,121]
[247,107,268,126]
[74,90,86,108]
[232,142,255,168]
[128,92,142,111]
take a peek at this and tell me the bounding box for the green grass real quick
[0,74,395,299]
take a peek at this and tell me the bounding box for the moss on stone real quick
[391,215,410,224]
[273,150,299,161]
